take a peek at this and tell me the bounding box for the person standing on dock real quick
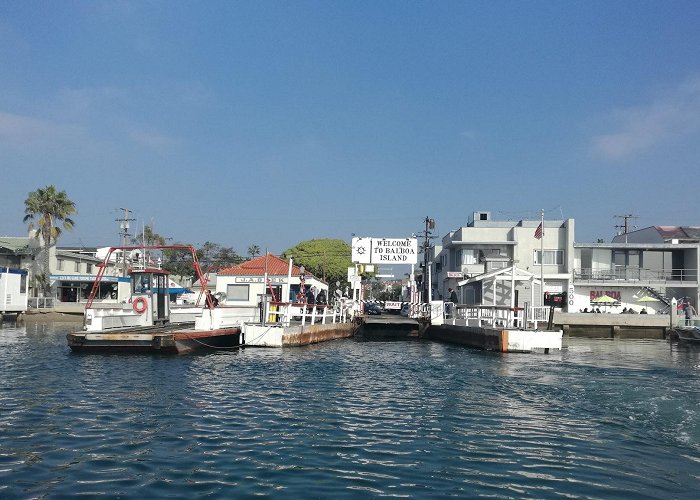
[685,301,696,325]
[447,288,458,318]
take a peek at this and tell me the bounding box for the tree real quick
[247,244,261,259]
[23,185,77,295]
[281,239,352,297]
[161,241,243,282]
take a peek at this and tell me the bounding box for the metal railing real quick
[28,297,55,309]
[262,300,349,327]
[573,267,698,283]
[443,304,551,330]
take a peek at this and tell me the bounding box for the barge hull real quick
[67,327,241,354]
[424,324,562,353]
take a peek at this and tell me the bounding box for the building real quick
[571,226,700,313]
[217,254,328,307]
[433,211,574,308]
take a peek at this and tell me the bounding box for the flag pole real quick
[540,208,545,306]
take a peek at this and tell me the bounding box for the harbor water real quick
[1,318,698,498]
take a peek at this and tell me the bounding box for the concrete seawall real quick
[243,322,355,347]
[553,312,671,339]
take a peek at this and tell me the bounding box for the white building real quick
[571,226,700,314]
[433,211,574,308]
[216,254,328,307]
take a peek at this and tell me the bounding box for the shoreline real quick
[19,311,84,323]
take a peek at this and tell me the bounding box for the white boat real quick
[67,245,250,354]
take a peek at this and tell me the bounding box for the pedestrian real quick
[447,288,458,318]
[685,302,696,325]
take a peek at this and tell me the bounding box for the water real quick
[1,319,699,499]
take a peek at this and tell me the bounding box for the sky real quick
[1,0,700,256]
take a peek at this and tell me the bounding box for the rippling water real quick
[1,318,698,498]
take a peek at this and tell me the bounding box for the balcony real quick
[573,267,698,284]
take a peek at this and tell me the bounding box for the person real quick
[305,287,316,305]
[316,289,327,305]
[640,308,647,314]
[685,302,696,325]
[204,289,218,308]
[447,287,458,318]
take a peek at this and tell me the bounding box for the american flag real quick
[534,222,543,239]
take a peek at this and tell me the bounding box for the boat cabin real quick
[130,268,170,324]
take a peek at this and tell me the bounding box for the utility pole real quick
[420,216,435,303]
[116,208,135,276]
[614,214,638,243]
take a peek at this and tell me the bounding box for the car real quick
[365,303,383,315]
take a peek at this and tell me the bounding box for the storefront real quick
[50,274,129,302]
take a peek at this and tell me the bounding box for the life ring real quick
[133,296,148,314]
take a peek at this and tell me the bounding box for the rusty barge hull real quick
[67,326,241,354]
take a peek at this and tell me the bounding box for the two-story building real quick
[570,226,699,314]
[433,211,574,308]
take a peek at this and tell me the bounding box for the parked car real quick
[365,303,383,315]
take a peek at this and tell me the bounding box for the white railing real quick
[261,300,349,327]
[442,304,552,330]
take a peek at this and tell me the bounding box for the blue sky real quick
[1,0,699,254]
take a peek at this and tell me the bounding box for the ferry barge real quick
[67,245,243,354]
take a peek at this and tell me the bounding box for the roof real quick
[612,226,700,244]
[219,254,312,277]
[56,250,102,262]
[655,226,700,241]
[0,237,31,254]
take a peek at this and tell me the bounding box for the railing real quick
[28,297,55,309]
[574,268,698,283]
[442,304,552,330]
[262,300,349,327]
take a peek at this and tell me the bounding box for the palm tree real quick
[23,185,77,295]
[247,244,261,259]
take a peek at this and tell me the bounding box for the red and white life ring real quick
[133,296,148,314]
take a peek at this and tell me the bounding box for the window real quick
[457,249,479,265]
[227,284,249,301]
[86,263,93,274]
[74,261,80,272]
[534,250,564,265]
[57,259,64,271]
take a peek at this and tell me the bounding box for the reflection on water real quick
[0,319,698,498]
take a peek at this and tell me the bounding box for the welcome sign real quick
[352,237,418,264]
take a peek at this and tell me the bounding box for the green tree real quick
[247,244,261,259]
[23,185,77,294]
[281,239,352,297]
[162,241,243,282]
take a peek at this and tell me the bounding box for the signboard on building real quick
[446,272,463,278]
[352,237,418,264]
